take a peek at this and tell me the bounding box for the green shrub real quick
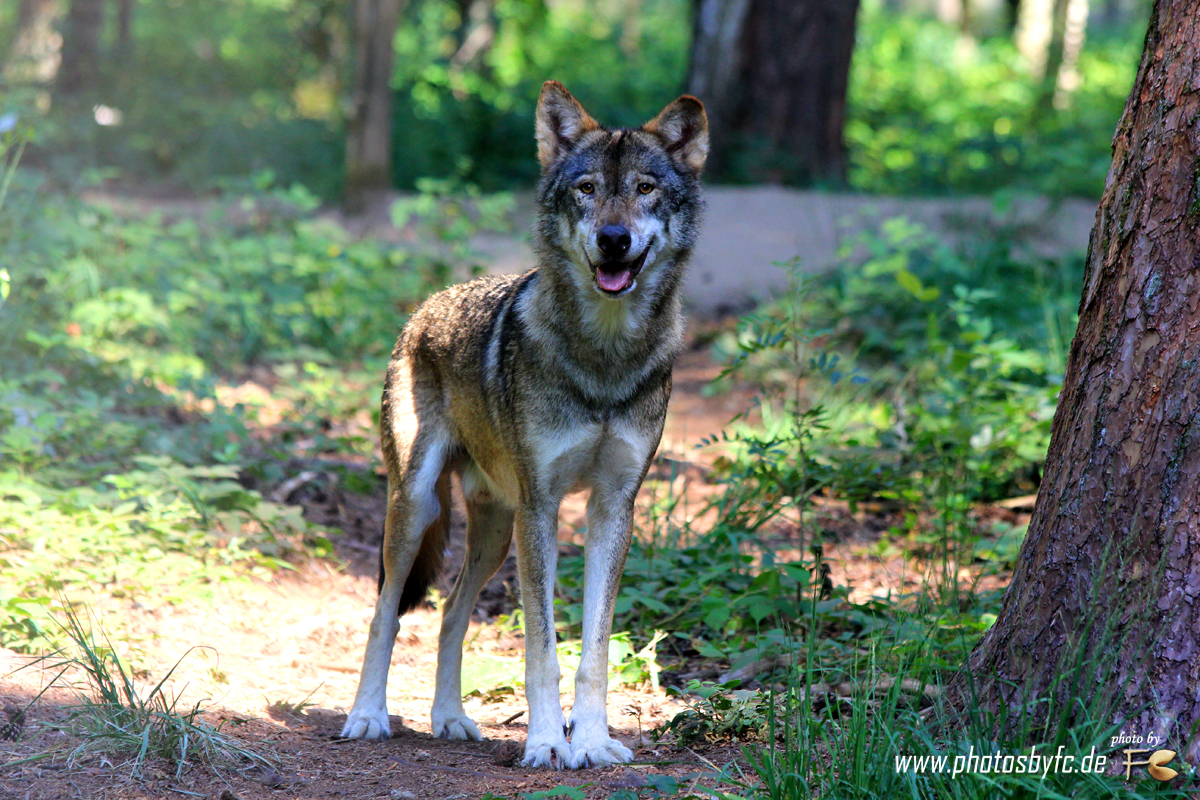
[847,6,1144,197]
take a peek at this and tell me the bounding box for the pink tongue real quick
[597,268,633,292]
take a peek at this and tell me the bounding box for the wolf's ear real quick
[644,96,708,175]
[535,81,599,170]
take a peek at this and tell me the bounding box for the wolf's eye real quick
[638,182,655,195]
[579,183,594,195]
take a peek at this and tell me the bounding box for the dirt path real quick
[0,345,760,800]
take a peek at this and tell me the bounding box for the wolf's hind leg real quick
[431,489,515,740]
[341,431,452,740]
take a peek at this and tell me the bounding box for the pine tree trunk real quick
[959,0,1200,763]
[57,0,104,96]
[687,0,861,185]
[344,0,404,215]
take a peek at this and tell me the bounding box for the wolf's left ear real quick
[644,96,708,175]
[535,81,600,170]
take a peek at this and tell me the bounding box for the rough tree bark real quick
[344,0,405,215]
[56,0,104,95]
[687,0,861,184]
[960,0,1200,764]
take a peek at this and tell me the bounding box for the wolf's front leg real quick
[341,582,404,739]
[567,491,636,769]
[514,503,571,768]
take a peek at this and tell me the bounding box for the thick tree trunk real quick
[3,0,62,85]
[344,0,404,215]
[57,0,104,96]
[687,0,861,185]
[959,0,1200,763]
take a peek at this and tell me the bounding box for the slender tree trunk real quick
[1050,0,1089,107]
[1006,0,1022,31]
[1015,0,1057,79]
[1100,0,1121,26]
[113,0,133,66]
[344,0,404,215]
[3,0,62,84]
[1021,0,1088,111]
[687,0,861,185]
[958,0,1200,764]
[57,0,104,96]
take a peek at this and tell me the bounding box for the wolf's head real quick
[533,81,707,300]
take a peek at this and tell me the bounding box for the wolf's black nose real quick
[597,225,632,259]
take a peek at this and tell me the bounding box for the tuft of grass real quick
[40,605,273,780]
[265,684,323,718]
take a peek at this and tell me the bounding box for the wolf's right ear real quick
[535,81,599,170]
[644,96,708,175]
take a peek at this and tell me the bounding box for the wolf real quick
[339,81,707,769]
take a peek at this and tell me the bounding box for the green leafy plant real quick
[656,680,773,746]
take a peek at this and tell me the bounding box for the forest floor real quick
[0,344,1026,800]
[0,187,1036,800]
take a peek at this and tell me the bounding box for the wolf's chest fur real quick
[399,267,678,509]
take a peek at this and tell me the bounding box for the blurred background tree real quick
[687,0,861,185]
[56,0,103,97]
[344,0,406,213]
[0,0,1152,205]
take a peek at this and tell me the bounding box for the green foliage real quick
[36,606,273,778]
[0,167,465,648]
[713,214,1079,508]
[559,527,857,669]
[1,177,449,374]
[386,0,690,191]
[737,617,1200,799]
[7,0,1145,196]
[0,450,316,649]
[391,172,516,268]
[848,5,1144,197]
[657,680,773,746]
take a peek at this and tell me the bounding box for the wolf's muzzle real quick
[593,246,649,295]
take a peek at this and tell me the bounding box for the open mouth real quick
[592,247,649,296]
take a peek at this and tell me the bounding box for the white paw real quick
[432,713,482,741]
[522,732,572,769]
[567,734,633,769]
[340,706,392,740]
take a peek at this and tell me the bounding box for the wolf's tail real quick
[378,474,452,617]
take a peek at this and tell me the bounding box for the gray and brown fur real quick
[340,81,707,770]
